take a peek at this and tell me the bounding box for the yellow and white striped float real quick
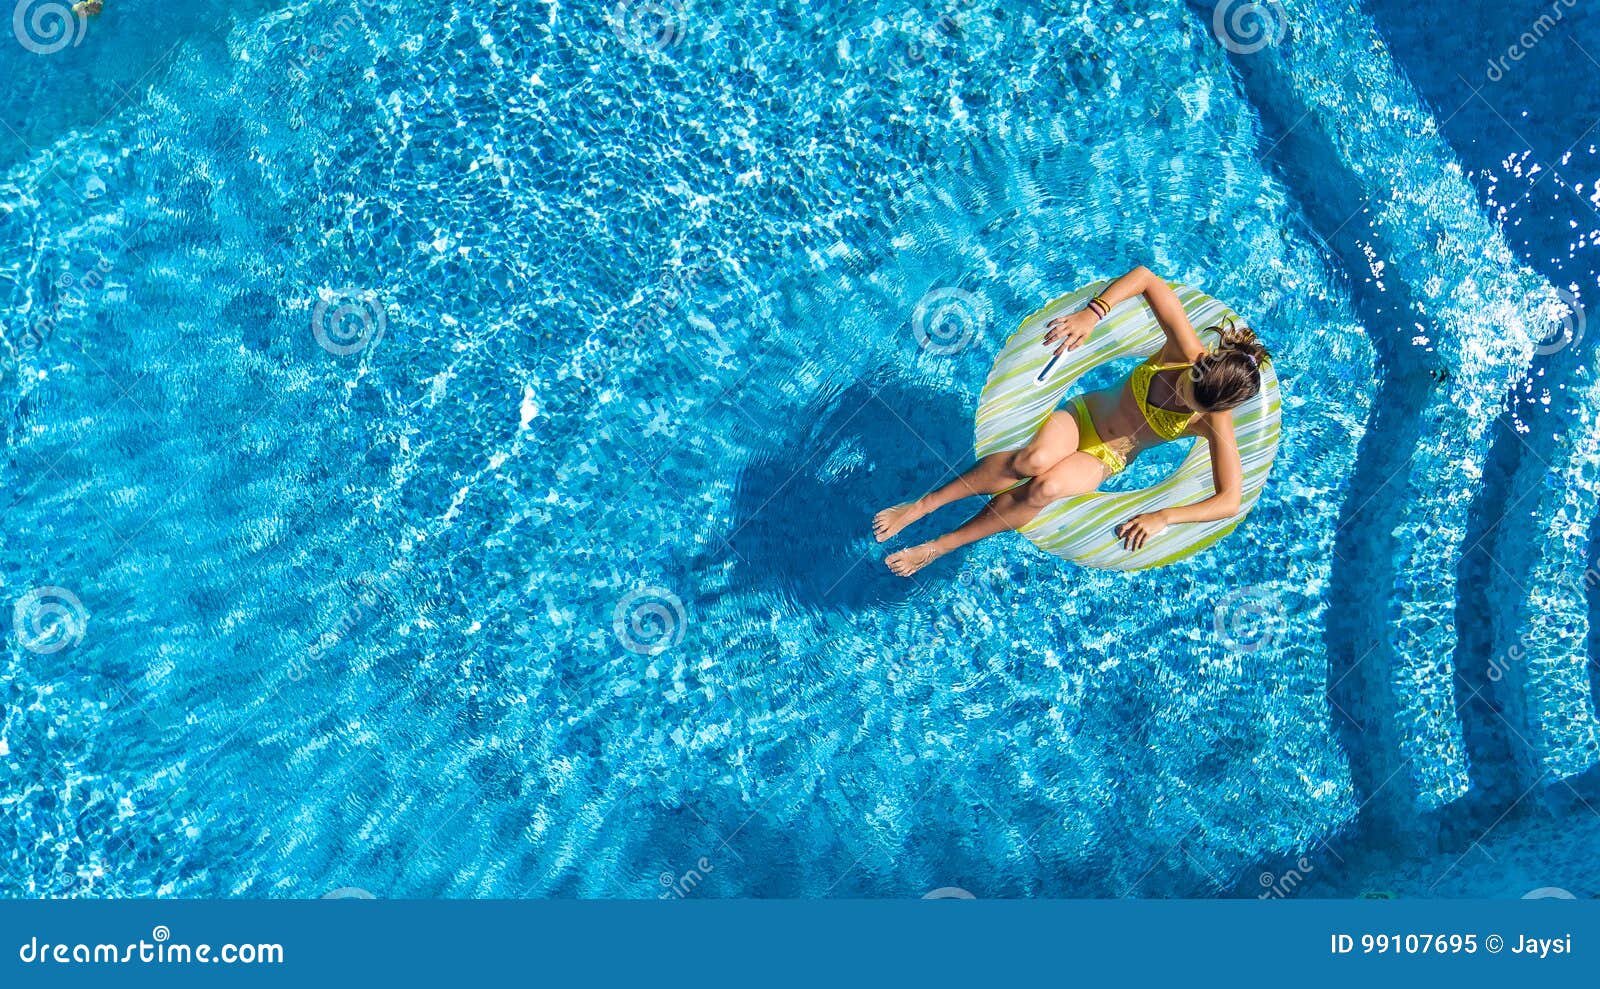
[974,282,1281,570]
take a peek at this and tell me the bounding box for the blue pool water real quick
[1,0,1598,897]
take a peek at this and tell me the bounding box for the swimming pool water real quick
[1,0,1596,897]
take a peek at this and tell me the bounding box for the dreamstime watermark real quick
[610,0,687,55]
[1258,858,1313,899]
[646,257,724,369]
[19,257,115,355]
[658,856,714,898]
[1523,886,1577,899]
[613,585,686,655]
[321,886,376,899]
[12,0,86,54]
[1484,0,1579,83]
[911,286,988,356]
[285,0,379,84]
[1212,584,1281,653]
[922,886,976,899]
[1210,0,1286,55]
[17,927,284,966]
[914,570,984,642]
[1487,626,1535,685]
[574,342,615,396]
[578,256,716,396]
[1484,565,1600,682]
[642,258,709,332]
[1531,287,1585,356]
[903,0,976,65]
[311,288,387,356]
[13,586,88,655]
[291,561,413,680]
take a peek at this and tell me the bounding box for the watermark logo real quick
[1531,286,1585,356]
[18,925,285,965]
[611,0,686,55]
[903,0,976,65]
[311,288,387,357]
[21,257,115,355]
[12,0,86,54]
[1211,0,1287,55]
[322,886,376,899]
[1485,0,1579,82]
[634,255,718,373]
[1258,858,1313,899]
[911,286,987,356]
[293,562,412,681]
[1524,886,1577,899]
[613,585,686,655]
[284,1,370,86]
[13,586,88,654]
[644,258,709,330]
[659,857,713,898]
[1486,620,1544,684]
[575,344,615,396]
[1212,584,1281,653]
[922,886,977,899]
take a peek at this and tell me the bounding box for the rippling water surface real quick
[1,0,1595,897]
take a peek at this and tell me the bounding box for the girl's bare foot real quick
[885,541,943,577]
[872,500,926,543]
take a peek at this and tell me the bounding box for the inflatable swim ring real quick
[974,281,1281,571]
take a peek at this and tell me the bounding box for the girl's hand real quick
[1116,510,1170,551]
[1043,308,1098,356]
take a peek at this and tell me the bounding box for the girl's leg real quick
[873,410,1081,542]
[885,452,1106,576]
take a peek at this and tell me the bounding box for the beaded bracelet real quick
[1086,296,1110,319]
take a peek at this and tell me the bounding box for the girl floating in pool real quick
[876,266,1270,576]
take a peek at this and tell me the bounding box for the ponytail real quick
[1191,319,1270,411]
[1215,319,1270,367]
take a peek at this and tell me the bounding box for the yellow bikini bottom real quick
[1070,398,1126,476]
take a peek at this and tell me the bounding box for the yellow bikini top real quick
[1129,357,1197,441]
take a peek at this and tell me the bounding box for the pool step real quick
[1487,344,1600,786]
[1210,0,1548,818]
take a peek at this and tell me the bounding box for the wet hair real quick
[1189,320,1270,412]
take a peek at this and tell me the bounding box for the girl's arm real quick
[1044,266,1207,362]
[1115,411,1244,550]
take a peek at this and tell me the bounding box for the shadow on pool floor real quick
[716,372,981,614]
